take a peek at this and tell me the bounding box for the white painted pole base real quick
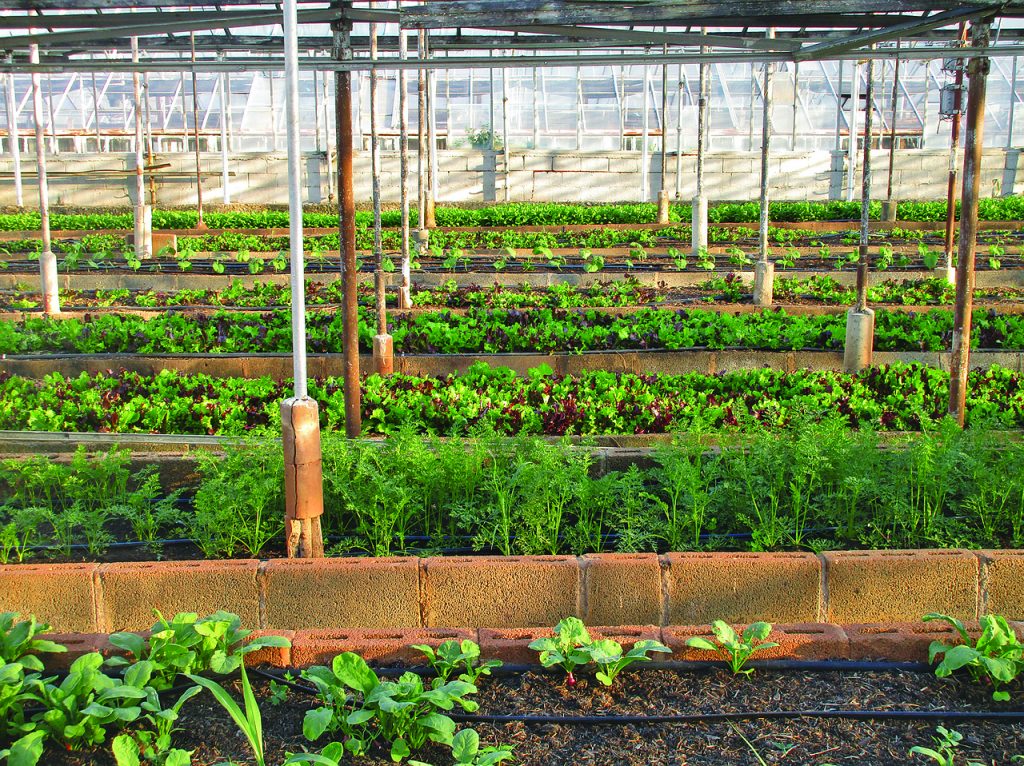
[656,190,670,225]
[373,333,394,376]
[134,205,153,260]
[398,286,413,310]
[843,307,876,373]
[753,261,775,306]
[934,265,956,285]
[281,397,325,558]
[880,199,898,223]
[40,251,60,315]
[415,228,430,256]
[691,195,708,257]
[425,196,436,228]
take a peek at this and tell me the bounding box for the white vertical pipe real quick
[489,54,496,151]
[398,18,411,307]
[675,62,684,199]
[575,60,583,151]
[1008,56,1018,149]
[532,61,540,149]
[847,63,861,202]
[131,39,150,260]
[5,73,23,207]
[283,0,307,398]
[29,39,58,315]
[501,58,510,202]
[219,56,230,204]
[641,63,650,200]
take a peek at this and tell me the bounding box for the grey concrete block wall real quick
[3,147,1024,208]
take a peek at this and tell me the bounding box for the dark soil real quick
[34,666,1024,766]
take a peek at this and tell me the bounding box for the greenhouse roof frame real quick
[1,0,1024,72]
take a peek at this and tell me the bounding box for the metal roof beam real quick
[493,24,802,52]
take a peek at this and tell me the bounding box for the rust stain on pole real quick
[949,20,990,428]
[335,13,361,438]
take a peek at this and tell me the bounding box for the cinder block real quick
[583,553,663,626]
[244,630,295,668]
[824,550,979,624]
[664,552,821,625]
[979,550,1024,620]
[422,556,580,628]
[291,627,475,667]
[846,621,986,662]
[38,633,125,672]
[0,563,98,633]
[261,558,421,630]
[99,560,261,632]
[663,623,848,662]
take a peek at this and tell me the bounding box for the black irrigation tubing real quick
[449,710,1024,725]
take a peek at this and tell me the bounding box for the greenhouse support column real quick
[641,62,650,201]
[5,72,23,208]
[219,57,230,205]
[883,51,901,222]
[334,16,361,438]
[675,63,683,199]
[845,58,876,373]
[282,0,324,558]
[949,21,990,428]
[845,63,860,203]
[693,45,710,258]
[427,54,438,227]
[190,34,205,228]
[131,39,151,261]
[1008,57,1017,148]
[575,61,583,151]
[144,73,157,205]
[29,41,58,315]
[791,62,799,150]
[657,52,670,224]
[490,57,496,151]
[532,63,540,149]
[398,14,412,309]
[944,24,969,284]
[754,61,774,306]
[502,60,510,202]
[369,13,392,376]
[416,31,428,252]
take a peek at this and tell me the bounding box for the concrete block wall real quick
[3,550,1022,635]
[3,147,1024,207]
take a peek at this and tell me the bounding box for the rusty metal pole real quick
[190,33,205,229]
[281,0,324,557]
[944,23,969,280]
[753,55,775,306]
[415,31,428,254]
[949,21,991,427]
[883,45,902,221]
[844,58,876,373]
[369,11,393,376]
[335,13,361,438]
[693,35,710,257]
[657,46,670,224]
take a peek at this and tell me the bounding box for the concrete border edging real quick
[3,550,1022,635]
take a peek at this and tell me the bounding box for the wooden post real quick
[131,39,152,261]
[753,59,774,306]
[281,398,325,558]
[335,15,361,438]
[949,21,991,427]
[944,24,969,277]
[693,39,710,257]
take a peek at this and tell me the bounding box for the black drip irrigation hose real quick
[246,668,1024,727]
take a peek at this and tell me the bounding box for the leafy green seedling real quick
[0,612,67,672]
[587,639,671,686]
[685,621,779,676]
[924,613,1023,702]
[528,617,593,687]
[414,640,502,686]
[909,726,986,766]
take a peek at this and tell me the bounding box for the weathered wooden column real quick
[334,10,362,438]
[369,12,392,376]
[753,59,775,306]
[844,58,875,373]
[949,21,991,427]
[131,39,152,261]
[398,9,412,309]
[29,40,58,315]
[883,50,901,223]
[426,44,438,226]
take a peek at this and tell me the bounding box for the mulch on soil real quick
[36,665,1024,766]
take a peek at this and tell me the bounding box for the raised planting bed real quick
[1,363,1023,436]
[1,426,1023,567]
[3,307,1024,359]
[2,276,1023,313]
